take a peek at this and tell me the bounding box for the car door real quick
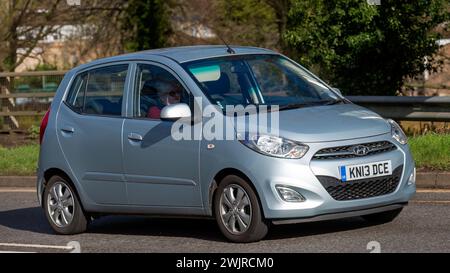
[57,64,130,205]
[122,62,202,207]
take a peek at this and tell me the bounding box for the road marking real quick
[417,189,450,193]
[0,188,36,193]
[0,243,73,250]
[0,251,35,253]
[411,200,450,204]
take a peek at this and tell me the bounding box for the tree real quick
[0,0,174,71]
[122,0,172,51]
[0,0,72,72]
[213,0,279,50]
[264,0,291,51]
[284,0,449,96]
[63,0,128,66]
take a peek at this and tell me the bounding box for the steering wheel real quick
[211,94,248,106]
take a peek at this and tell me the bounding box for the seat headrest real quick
[141,80,158,96]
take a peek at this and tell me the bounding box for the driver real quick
[148,80,182,119]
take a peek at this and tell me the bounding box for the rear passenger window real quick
[66,64,129,116]
[84,65,128,116]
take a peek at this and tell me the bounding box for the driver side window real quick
[134,64,190,120]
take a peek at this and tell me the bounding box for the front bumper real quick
[272,203,407,225]
[253,133,416,220]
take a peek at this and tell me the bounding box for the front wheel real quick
[43,175,88,234]
[214,175,269,243]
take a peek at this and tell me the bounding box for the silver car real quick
[37,46,415,243]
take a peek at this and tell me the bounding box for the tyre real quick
[362,208,403,224]
[214,175,269,243]
[43,175,88,234]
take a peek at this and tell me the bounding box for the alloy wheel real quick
[219,184,252,235]
[47,182,75,228]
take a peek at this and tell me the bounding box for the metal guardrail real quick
[347,96,450,122]
[0,94,448,123]
[1,70,450,130]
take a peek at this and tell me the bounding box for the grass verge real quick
[409,133,450,171]
[0,144,39,176]
[0,134,449,175]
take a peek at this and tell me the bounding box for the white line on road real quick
[0,188,36,193]
[0,243,73,250]
[0,251,36,253]
[416,189,450,193]
[411,200,450,204]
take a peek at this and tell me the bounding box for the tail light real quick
[40,109,51,144]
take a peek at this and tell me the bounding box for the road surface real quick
[0,187,449,253]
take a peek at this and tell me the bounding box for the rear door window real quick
[66,64,129,116]
[84,65,128,116]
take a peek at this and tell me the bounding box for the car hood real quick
[233,103,390,143]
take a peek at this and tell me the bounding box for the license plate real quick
[339,160,392,182]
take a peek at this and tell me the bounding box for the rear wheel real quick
[214,175,269,243]
[362,208,403,224]
[43,175,88,234]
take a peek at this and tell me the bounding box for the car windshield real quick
[182,54,343,110]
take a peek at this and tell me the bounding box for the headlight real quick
[239,134,309,159]
[387,119,408,145]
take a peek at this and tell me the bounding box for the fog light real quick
[276,186,306,202]
[408,168,416,185]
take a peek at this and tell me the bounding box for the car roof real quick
[138,45,277,63]
[72,45,278,72]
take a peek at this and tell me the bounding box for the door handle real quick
[128,133,143,142]
[61,127,75,133]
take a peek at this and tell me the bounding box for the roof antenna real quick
[218,35,235,54]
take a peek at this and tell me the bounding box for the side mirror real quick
[332,87,342,96]
[160,103,191,121]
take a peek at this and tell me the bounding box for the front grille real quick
[316,165,403,201]
[313,141,397,160]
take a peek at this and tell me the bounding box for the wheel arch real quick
[42,168,86,212]
[208,168,266,218]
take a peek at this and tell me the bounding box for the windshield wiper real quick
[321,98,345,106]
[255,99,345,113]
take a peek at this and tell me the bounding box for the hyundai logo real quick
[352,145,370,156]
